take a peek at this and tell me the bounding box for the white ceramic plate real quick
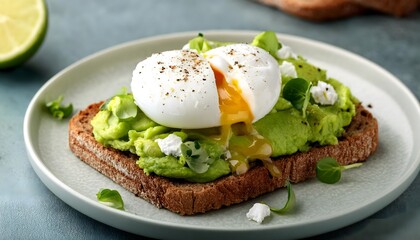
[24,31,420,240]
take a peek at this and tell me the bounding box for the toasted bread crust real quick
[69,102,378,215]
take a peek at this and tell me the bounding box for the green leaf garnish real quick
[282,78,312,117]
[180,141,214,174]
[316,157,363,184]
[188,33,231,53]
[96,188,125,210]
[45,95,73,120]
[267,180,296,214]
[251,31,282,59]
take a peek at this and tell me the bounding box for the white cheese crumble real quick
[279,61,297,78]
[155,134,183,157]
[224,150,232,159]
[277,45,297,59]
[310,81,338,105]
[246,203,271,224]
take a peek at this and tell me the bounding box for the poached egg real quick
[131,44,281,130]
[131,43,282,175]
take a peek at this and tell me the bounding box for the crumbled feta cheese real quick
[224,150,232,159]
[277,45,297,59]
[246,203,271,224]
[155,134,183,157]
[279,61,297,78]
[310,81,338,105]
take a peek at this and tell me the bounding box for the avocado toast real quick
[68,32,378,215]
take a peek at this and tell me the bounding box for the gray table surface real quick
[1,0,419,239]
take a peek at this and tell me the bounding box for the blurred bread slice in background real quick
[352,0,418,16]
[259,0,366,21]
[259,0,419,21]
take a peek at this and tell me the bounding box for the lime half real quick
[0,0,48,69]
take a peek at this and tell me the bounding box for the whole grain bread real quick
[69,102,378,215]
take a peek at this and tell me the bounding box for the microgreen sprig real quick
[316,157,363,184]
[181,141,214,174]
[45,95,73,120]
[282,78,312,118]
[266,180,296,214]
[96,188,125,210]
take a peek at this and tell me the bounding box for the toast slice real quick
[258,0,367,21]
[259,0,418,21]
[351,0,418,17]
[69,102,378,215]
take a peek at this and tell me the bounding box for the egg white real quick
[131,44,281,129]
[131,50,220,128]
[205,44,281,122]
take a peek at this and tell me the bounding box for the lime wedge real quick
[0,0,48,69]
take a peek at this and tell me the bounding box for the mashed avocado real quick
[90,31,357,183]
[91,92,231,182]
[254,58,356,157]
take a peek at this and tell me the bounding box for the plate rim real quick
[23,30,420,239]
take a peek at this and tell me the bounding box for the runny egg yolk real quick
[212,65,253,144]
[212,66,281,177]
